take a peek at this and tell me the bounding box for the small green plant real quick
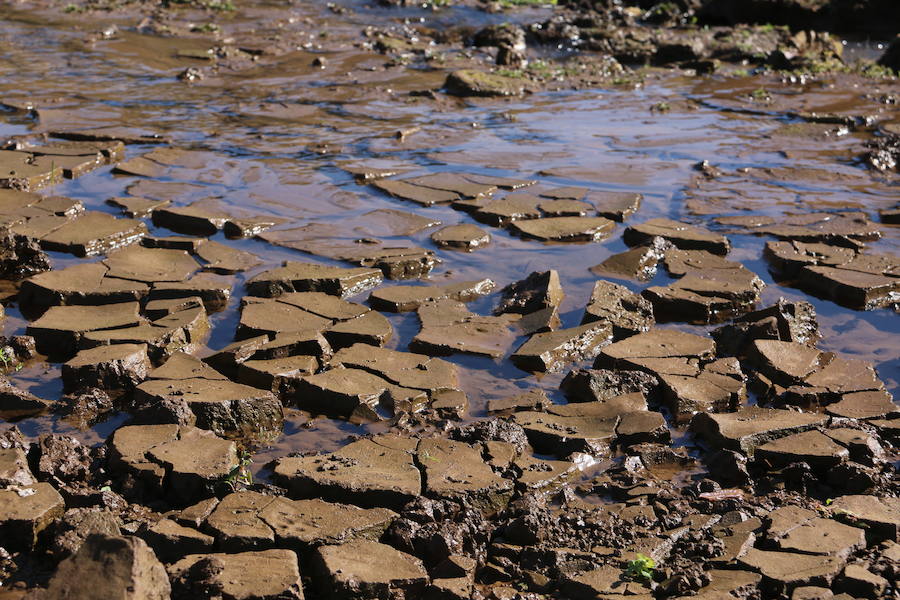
[192,22,220,33]
[625,553,655,582]
[419,450,438,463]
[859,61,896,79]
[167,0,234,10]
[499,0,556,7]
[497,68,524,79]
[0,347,20,373]
[651,101,670,112]
[208,0,235,11]
[750,87,770,101]
[223,450,253,492]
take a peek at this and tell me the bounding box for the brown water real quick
[1,1,898,475]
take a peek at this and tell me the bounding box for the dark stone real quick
[560,368,658,403]
[494,270,563,316]
[0,228,50,280]
[712,298,819,358]
[879,35,900,72]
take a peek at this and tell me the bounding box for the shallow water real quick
[0,1,898,476]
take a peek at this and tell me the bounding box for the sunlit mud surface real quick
[0,0,898,596]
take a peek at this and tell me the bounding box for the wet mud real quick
[0,0,898,598]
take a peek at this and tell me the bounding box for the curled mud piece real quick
[590,236,671,282]
[107,424,239,505]
[411,299,518,359]
[0,379,52,419]
[134,369,284,439]
[247,261,383,299]
[0,227,50,281]
[372,179,460,206]
[746,338,889,409]
[508,216,616,243]
[84,304,210,363]
[149,273,233,313]
[294,367,425,421]
[588,191,643,222]
[61,343,151,395]
[26,302,143,359]
[142,235,204,251]
[0,482,65,551]
[152,201,231,236]
[39,211,147,257]
[106,195,170,218]
[765,241,900,310]
[643,249,765,324]
[560,368,658,404]
[690,406,827,454]
[511,321,613,373]
[307,343,465,420]
[195,241,261,275]
[486,389,551,415]
[201,491,397,552]
[581,280,654,338]
[743,211,882,246]
[370,279,495,312]
[794,256,900,311]
[512,410,618,456]
[624,218,731,255]
[472,194,542,226]
[595,328,745,421]
[0,140,120,191]
[261,228,440,280]
[712,298,820,358]
[494,270,563,316]
[430,224,491,251]
[404,173,496,200]
[0,189,146,257]
[19,262,149,309]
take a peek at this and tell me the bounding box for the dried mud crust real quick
[0,0,898,598]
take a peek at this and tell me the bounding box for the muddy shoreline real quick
[0,0,898,598]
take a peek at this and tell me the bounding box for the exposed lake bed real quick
[0,0,898,598]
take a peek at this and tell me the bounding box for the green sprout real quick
[419,449,438,462]
[0,347,20,373]
[499,0,556,7]
[625,553,655,582]
[223,450,253,492]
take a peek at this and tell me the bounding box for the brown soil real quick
[0,0,897,598]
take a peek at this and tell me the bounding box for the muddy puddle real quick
[0,0,898,598]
